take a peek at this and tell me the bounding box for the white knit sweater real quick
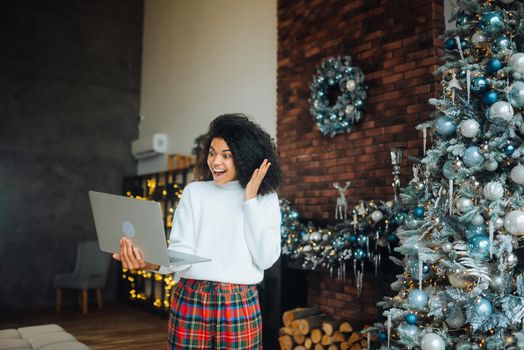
[158,180,281,284]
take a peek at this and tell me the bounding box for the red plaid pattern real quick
[167,278,263,349]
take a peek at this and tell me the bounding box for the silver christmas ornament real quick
[420,333,446,350]
[504,210,524,235]
[471,214,485,226]
[471,31,488,46]
[507,253,518,268]
[484,160,498,172]
[489,101,514,122]
[371,210,384,222]
[490,272,505,292]
[510,165,524,184]
[508,81,524,109]
[459,119,480,138]
[445,306,465,329]
[483,181,504,201]
[456,197,474,213]
[442,242,453,253]
[495,217,504,229]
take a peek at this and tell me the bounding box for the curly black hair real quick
[194,114,281,195]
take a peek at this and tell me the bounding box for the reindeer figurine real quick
[333,181,351,220]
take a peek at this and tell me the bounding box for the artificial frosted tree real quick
[371,1,524,349]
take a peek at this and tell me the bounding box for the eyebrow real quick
[209,146,232,153]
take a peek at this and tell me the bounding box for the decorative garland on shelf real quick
[280,198,399,296]
[309,56,366,137]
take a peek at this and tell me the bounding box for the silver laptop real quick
[88,190,211,267]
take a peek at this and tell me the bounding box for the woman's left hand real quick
[245,159,271,201]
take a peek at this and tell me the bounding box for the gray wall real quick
[0,0,143,311]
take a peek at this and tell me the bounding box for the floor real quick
[0,302,168,349]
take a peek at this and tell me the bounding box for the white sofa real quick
[0,324,89,350]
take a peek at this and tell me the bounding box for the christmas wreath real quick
[309,56,366,137]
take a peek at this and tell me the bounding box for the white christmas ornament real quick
[346,80,356,92]
[455,197,473,213]
[371,210,384,222]
[504,210,524,235]
[420,333,446,350]
[310,231,322,241]
[459,119,480,138]
[519,122,524,135]
[489,101,514,122]
[510,53,524,75]
[483,181,504,201]
[510,165,524,184]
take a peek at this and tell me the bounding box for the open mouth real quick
[212,168,226,178]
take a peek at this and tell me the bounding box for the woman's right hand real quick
[112,237,160,270]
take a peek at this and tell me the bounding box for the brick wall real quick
[277,0,444,324]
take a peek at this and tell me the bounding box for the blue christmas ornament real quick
[471,77,488,93]
[486,58,503,73]
[444,38,457,50]
[405,313,418,325]
[468,234,490,258]
[504,143,516,155]
[460,40,470,50]
[408,289,429,307]
[349,234,357,243]
[413,206,425,219]
[474,297,493,316]
[356,234,368,247]
[465,224,487,239]
[435,116,457,136]
[508,81,524,109]
[354,247,366,260]
[393,212,407,225]
[482,90,498,105]
[377,332,387,343]
[442,160,457,179]
[493,34,511,52]
[353,98,364,110]
[480,12,504,33]
[463,146,484,167]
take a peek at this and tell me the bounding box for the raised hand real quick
[245,159,271,201]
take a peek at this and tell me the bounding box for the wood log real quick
[311,329,322,344]
[291,320,301,329]
[293,330,306,345]
[283,307,321,327]
[279,335,293,350]
[297,314,332,335]
[280,327,293,336]
[323,320,348,336]
[321,334,333,346]
[360,339,368,348]
[339,321,353,333]
[314,344,325,350]
[332,331,345,343]
[304,338,312,349]
[328,345,339,350]
[340,342,350,350]
[294,346,306,350]
[350,343,362,350]
[347,332,361,346]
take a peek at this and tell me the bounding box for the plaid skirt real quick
[167,278,263,350]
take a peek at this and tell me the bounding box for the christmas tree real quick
[372,1,524,349]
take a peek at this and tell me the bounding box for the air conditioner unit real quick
[131,133,168,159]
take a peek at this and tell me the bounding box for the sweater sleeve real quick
[243,192,281,270]
[157,184,195,275]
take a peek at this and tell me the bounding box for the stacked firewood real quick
[278,307,371,350]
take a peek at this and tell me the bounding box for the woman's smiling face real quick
[207,138,238,184]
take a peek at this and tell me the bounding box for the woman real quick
[114,113,282,349]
